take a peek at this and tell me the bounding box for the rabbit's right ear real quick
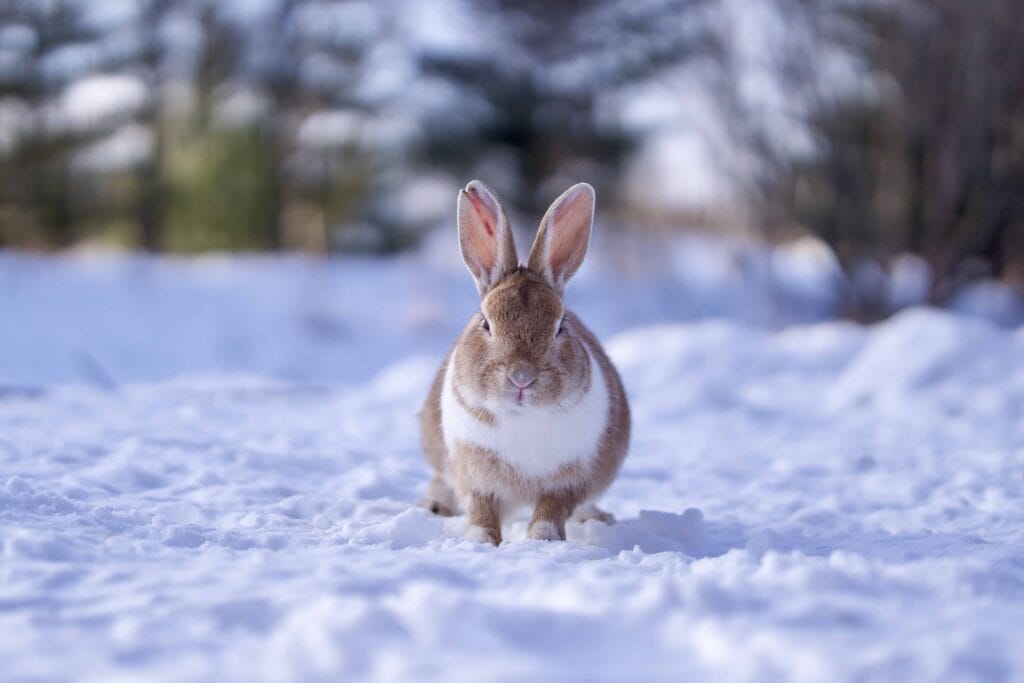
[458,180,518,296]
[528,183,594,294]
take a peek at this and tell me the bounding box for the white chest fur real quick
[441,349,609,480]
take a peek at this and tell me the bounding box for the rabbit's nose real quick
[508,368,536,389]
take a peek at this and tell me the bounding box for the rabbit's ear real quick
[458,180,518,296]
[528,183,594,293]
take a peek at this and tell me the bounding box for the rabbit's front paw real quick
[465,525,500,545]
[526,520,563,541]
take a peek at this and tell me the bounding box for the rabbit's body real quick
[419,181,630,544]
[426,307,627,504]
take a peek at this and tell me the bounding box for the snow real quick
[0,234,851,387]
[1,248,1023,682]
[48,74,148,133]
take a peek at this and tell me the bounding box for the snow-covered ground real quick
[2,247,1023,682]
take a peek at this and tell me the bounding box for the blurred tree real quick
[416,0,719,221]
[162,1,272,252]
[135,0,175,251]
[0,0,129,247]
[747,0,1024,318]
[246,0,380,252]
[178,0,383,253]
[1,0,387,253]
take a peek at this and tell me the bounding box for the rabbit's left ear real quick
[458,180,518,297]
[528,183,594,294]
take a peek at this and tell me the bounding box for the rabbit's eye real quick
[481,318,491,334]
[556,319,565,336]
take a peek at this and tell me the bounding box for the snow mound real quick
[1,257,1023,682]
[829,308,1024,421]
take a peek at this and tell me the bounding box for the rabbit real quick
[418,179,630,544]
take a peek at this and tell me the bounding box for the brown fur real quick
[453,381,496,426]
[466,491,502,544]
[529,490,584,540]
[448,439,589,504]
[452,269,589,409]
[458,183,517,296]
[418,180,631,543]
[528,183,594,293]
[418,352,456,516]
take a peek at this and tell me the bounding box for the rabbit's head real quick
[454,180,595,410]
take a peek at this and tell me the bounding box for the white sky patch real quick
[400,0,482,57]
[48,73,147,133]
[79,0,140,31]
[356,43,416,104]
[626,130,735,209]
[214,87,268,127]
[392,173,457,225]
[297,110,363,148]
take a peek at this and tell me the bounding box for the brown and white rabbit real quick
[419,180,630,544]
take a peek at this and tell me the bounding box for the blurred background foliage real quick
[0,0,1021,318]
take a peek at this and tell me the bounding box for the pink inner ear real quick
[463,189,498,275]
[548,190,591,276]
[467,190,495,238]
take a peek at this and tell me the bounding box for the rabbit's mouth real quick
[508,386,535,407]
[506,373,538,407]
